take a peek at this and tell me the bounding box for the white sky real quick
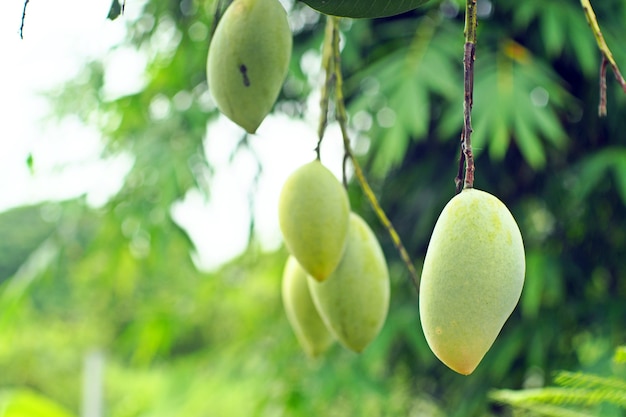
[0,0,129,210]
[1,0,346,271]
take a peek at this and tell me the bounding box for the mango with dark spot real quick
[419,188,525,375]
[207,0,292,133]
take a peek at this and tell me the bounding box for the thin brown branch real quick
[580,0,626,116]
[20,0,30,39]
[459,0,477,191]
[327,17,421,292]
[315,18,336,160]
[455,137,466,194]
[599,56,608,117]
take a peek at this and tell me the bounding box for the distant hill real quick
[0,198,98,285]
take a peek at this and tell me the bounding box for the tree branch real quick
[456,0,478,193]
[325,16,420,292]
[580,0,626,117]
[20,0,30,39]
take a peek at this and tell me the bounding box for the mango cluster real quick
[279,160,390,355]
[206,0,292,133]
[207,0,526,376]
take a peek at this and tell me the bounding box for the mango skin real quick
[278,160,350,282]
[207,0,292,133]
[419,188,525,375]
[282,256,334,357]
[300,0,430,18]
[308,213,390,353]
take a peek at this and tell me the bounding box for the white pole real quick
[81,349,104,417]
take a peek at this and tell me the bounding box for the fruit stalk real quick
[456,0,478,193]
[209,0,229,40]
[579,0,626,116]
[315,17,336,159]
[326,16,421,291]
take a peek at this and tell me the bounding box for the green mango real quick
[282,255,334,357]
[419,188,525,375]
[308,213,390,353]
[278,160,350,282]
[207,0,292,133]
[299,0,430,18]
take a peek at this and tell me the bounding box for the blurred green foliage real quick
[2,0,626,416]
[491,354,626,416]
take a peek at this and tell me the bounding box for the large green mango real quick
[419,188,525,375]
[207,0,292,133]
[300,0,430,18]
[282,255,334,357]
[308,213,390,353]
[278,160,350,282]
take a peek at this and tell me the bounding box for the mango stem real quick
[579,0,626,117]
[456,0,478,194]
[325,16,421,292]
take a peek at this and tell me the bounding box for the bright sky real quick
[1,0,345,271]
[1,0,129,210]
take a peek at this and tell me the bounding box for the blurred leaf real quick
[503,0,599,76]
[490,390,595,417]
[471,44,571,169]
[521,251,546,320]
[0,390,77,417]
[614,347,626,365]
[347,17,462,176]
[574,147,626,205]
[25,153,34,175]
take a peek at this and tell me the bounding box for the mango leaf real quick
[299,0,430,19]
[107,0,124,20]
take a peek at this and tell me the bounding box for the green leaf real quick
[514,106,546,169]
[106,0,124,20]
[541,4,566,57]
[574,148,626,204]
[347,19,462,176]
[471,47,570,168]
[614,346,626,364]
[299,0,431,18]
[554,371,626,393]
[25,153,34,175]
[0,390,77,417]
[611,154,626,205]
[521,251,546,320]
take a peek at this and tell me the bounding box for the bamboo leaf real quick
[541,4,566,57]
[514,106,546,169]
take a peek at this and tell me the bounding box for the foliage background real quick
[1,0,626,416]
